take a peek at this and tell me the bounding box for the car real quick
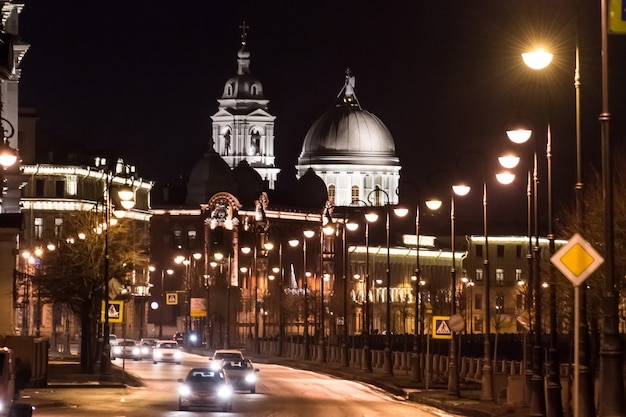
[208,349,244,371]
[111,339,141,361]
[139,338,158,359]
[222,359,259,393]
[177,367,233,412]
[152,340,183,364]
[173,332,184,345]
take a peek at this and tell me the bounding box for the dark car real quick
[222,359,259,393]
[177,368,233,412]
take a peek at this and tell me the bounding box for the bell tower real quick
[210,22,279,189]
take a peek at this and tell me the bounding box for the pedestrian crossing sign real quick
[101,300,124,323]
[433,316,452,339]
[166,292,178,305]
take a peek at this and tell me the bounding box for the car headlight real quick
[217,384,233,399]
[141,347,149,354]
[209,361,221,370]
[178,384,191,397]
[174,351,182,359]
[245,373,257,383]
[153,351,162,359]
[132,347,140,355]
[113,347,122,355]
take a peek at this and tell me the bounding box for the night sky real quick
[15,1,626,235]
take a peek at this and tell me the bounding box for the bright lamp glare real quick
[496,172,516,185]
[522,48,554,70]
[506,129,532,144]
[425,199,442,211]
[393,207,409,217]
[452,184,471,196]
[498,154,520,169]
[364,212,379,223]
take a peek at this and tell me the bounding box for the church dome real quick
[232,160,265,208]
[298,72,398,167]
[186,147,237,206]
[220,44,264,100]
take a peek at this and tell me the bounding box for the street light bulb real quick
[425,199,443,211]
[346,222,359,232]
[117,187,134,202]
[364,212,378,223]
[214,252,224,261]
[452,184,471,196]
[174,255,185,264]
[288,239,300,247]
[149,265,156,272]
[322,224,335,235]
[0,139,17,168]
[393,207,409,217]
[240,267,248,273]
[268,275,275,281]
[498,154,520,169]
[120,199,135,210]
[303,230,315,238]
[411,275,417,281]
[272,267,280,274]
[264,242,274,251]
[193,252,202,260]
[506,128,532,144]
[496,171,516,185]
[166,269,174,275]
[241,246,251,254]
[522,48,553,70]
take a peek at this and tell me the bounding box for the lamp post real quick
[361,212,377,372]
[447,183,470,396]
[149,265,174,338]
[340,218,358,367]
[364,186,407,376]
[99,160,135,381]
[303,229,315,360]
[318,209,336,363]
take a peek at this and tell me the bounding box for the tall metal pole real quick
[530,149,546,417]
[341,221,350,367]
[361,221,372,372]
[448,193,459,396]
[100,173,112,381]
[598,1,625,414]
[303,234,310,360]
[159,269,164,338]
[318,232,326,363]
[410,204,422,382]
[254,246,260,354]
[382,207,393,376]
[278,243,284,357]
[481,182,494,400]
[546,122,563,417]
[573,25,594,417]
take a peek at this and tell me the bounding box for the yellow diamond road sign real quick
[551,233,604,287]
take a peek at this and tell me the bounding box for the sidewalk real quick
[44,351,528,417]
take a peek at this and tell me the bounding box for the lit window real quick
[34,217,43,239]
[475,269,483,281]
[495,268,504,286]
[328,185,335,205]
[495,295,505,314]
[515,268,522,282]
[54,218,63,239]
[351,186,359,204]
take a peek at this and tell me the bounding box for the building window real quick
[55,180,65,197]
[54,218,63,239]
[351,186,359,204]
[516,245,522,258]
[475,268,483,281]
[495,268,504,286]
[495,295,505,314]
[35,179,45,197]
[474,293,482,310]
[172,229,182,250]
[187,229,197,248]
[34,217,43,239]
[475,318,483,333]
[328,185,335,205]
[475,244,483,258]
[515,268,522,282]
[516,294,524,309]
[226,84,233,96]
[251,84,258,95]
[497,245,504,257]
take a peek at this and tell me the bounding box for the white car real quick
[111,339,141,361]
[209,349,244,370]
[152,340,183,364]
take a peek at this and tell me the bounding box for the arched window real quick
[226,84,234,96]
[351,186,359,204]
[251,84,258,95]
[328,185,335,205]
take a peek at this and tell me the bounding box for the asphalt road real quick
[21,352,462,417]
